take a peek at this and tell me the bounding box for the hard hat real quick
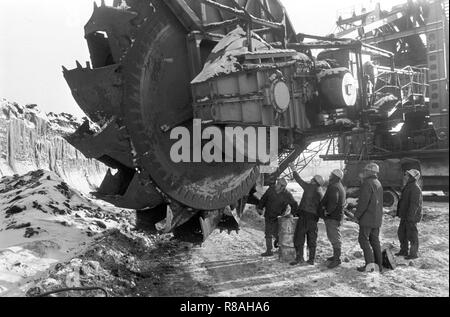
[406,169,421,180]
[277,178,288,187]
[313,175,325,186]
[364,163,380,174]
[331,169,344,180]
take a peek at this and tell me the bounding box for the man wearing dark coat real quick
[257,178,298,257]
[288,163,324,266]
[354,163,384,272]
[320,169,346,269]
[396,169,423,260]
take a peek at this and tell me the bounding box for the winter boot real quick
[307,247,316,265]
[405,254,418,260]
[290,247,305,265]
[327,248,341,269]
[290,257,305,266]
[396,241,409,256]
[406,242,419,260]
[261,238,274,257]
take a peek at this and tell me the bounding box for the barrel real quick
[277,216,298,263]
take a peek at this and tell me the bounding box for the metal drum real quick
[318,67,357,108]
[278,215,298,263]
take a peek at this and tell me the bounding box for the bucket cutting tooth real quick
[63,64,122,123]
[200,210,223,241]
[161,203,199,234]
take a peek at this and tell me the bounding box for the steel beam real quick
[164,0,204,31]
[362,22,444,44]
[200,0,284,30]
[337,11,405,39]
[320,149,449,161]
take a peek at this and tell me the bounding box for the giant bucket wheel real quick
[64,0,297,238]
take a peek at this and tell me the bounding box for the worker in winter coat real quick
[396,169,423,260]
[320,169,346,269]
[354,163,384,272]
[288,163,324,266]
[257,178,299,257]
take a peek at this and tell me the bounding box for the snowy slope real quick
[0,98,107,193]
[0,170,134,296]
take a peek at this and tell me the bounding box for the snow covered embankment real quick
[0,170,135,296]
[0,98,107,193]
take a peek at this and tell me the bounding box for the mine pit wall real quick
[0,107,107,194]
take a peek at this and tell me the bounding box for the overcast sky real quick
[0,0,404,117]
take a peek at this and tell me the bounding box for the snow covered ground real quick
[0,173,448,297]
[0,170,134,296]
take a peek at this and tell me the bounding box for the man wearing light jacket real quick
[354,163,384,272]
[396,169,423,260]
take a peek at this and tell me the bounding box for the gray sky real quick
[0,0,404,117]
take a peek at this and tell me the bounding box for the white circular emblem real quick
[272,80,290,113]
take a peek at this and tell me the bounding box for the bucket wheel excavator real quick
[63,0,364,242]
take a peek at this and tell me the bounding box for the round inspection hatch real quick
[271,80,291,113]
